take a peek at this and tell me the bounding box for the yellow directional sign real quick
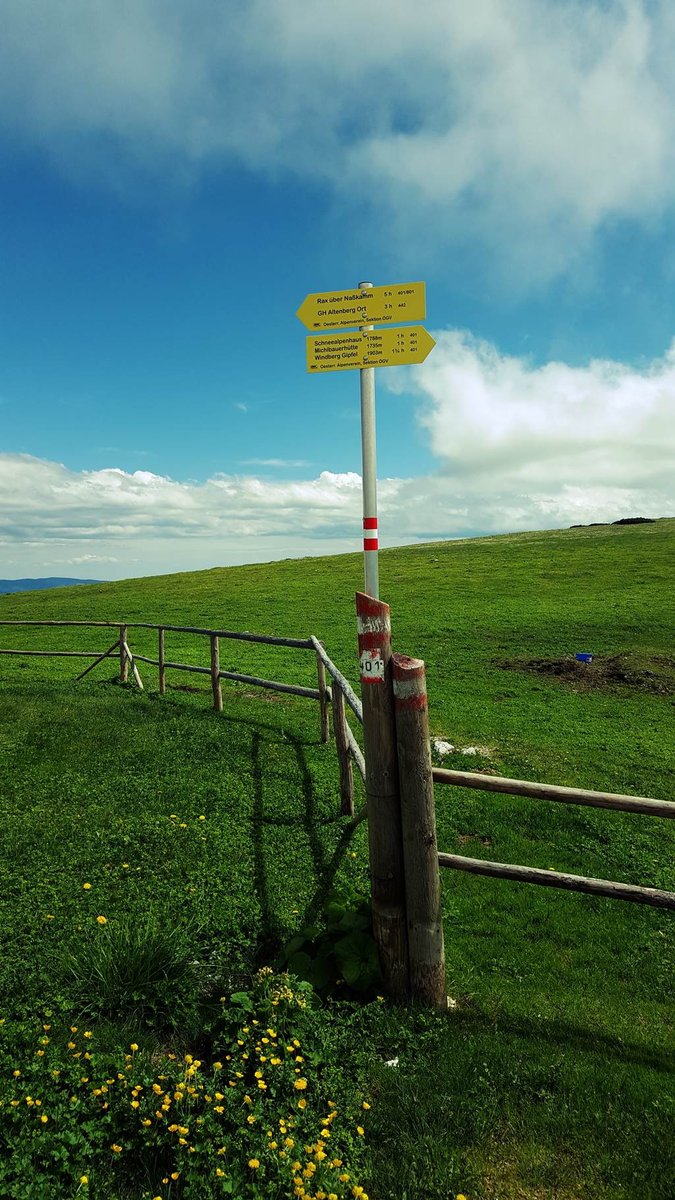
[307,326,435,373]
[297,282,425,330]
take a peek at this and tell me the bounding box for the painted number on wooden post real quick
[360,648,385,682]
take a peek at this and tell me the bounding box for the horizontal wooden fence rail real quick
[433,763,675,914]
[0,648,111,657]
[432,767,675,820]
[437,853,675,911]
[132,652,324,701]
[0,620,314,648]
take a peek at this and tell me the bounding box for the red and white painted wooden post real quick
[356,591,409,998]
[392,653,446,1009]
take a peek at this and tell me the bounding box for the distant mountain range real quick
[0,578,103,594]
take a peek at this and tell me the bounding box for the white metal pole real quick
[359,281,379,599]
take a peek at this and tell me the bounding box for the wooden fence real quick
[2,604,674,1011]
[354,593,675,1010]
[0,619,365,817]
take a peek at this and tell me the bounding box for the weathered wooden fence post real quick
[158,628,166,695]
[391,654,446,1009]
[119,625,128,683]
[356,592,409,999]
[331,684,354,816]
[210,634,223,713]
[316,648,330,744]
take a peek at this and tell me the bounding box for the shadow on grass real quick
[245,719,357,956]
[456,1003,675,1075]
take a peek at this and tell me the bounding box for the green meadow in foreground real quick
[0,519,673,1198]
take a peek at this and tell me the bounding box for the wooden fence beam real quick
[311,636,363,723]
[356,591,408,1000]
[75,639,122,681]
[332,684,354,816]
[119,625,128,683]
[432,768,675,820]
[158,628,166,695]
[316,649,330,743]
[392,654,446,1009]
[210,634,223,712]
[438,853,675,910]
[122,640,143,690]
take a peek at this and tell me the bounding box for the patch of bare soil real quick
[498,652,675,695]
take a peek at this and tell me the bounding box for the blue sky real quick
[1,0,674,579]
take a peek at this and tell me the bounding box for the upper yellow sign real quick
[307,326,436,372]
[297,282,425,330]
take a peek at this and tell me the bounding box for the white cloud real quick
[3,1,675,276]
[1,328,672,577]
[408,329,675,495]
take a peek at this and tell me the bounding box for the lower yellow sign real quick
[307,326,435,373]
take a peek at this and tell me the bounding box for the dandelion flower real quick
[298,1098,307,1109]
[294,1078,308,1090]
[129,1043,139,1052]
[111,1144,122,1154]
[82,883,92,890]
[248,1159,260,1169]
[96,916,107,925]
[79,1176,88,1185]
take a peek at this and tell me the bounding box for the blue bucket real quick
[575,652,593,664]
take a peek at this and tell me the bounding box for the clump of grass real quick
[65,913,200,1029]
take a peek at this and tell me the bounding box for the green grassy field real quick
[0,519,673,1199]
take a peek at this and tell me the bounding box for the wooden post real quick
[316,650,330,743]
[332,685,354,816]
[158,628,166,695]
[356,592,408,1000]
[210,634,223,713]
[119,625,128,683]
[392,654,446,1010]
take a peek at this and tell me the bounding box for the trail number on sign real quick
[360,649,385,682]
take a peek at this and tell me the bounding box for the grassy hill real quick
[0,519,673,1199]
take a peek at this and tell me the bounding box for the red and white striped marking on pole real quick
[363,516,378,552]
[357,591,390,684]
[392,655,428,711]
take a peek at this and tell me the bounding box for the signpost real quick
[296,281,425,330]
[297,279,433,599]
[306,326,436,373]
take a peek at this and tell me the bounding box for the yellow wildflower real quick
[96,916,107,925]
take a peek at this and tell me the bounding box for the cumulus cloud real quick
[1,328,672,576]
[408,329,675,496]
[3,1,675,276]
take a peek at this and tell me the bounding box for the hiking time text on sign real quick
[306,326,436,373]
[296,281,425,330]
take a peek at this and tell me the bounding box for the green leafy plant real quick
[277,891,381,999]
[65,912,200,1029]
[0,970,372,1200]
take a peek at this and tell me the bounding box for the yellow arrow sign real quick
[297,282,425,330]
[307,326,435,373]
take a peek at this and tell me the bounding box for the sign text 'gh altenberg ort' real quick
[296,281,425,330]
